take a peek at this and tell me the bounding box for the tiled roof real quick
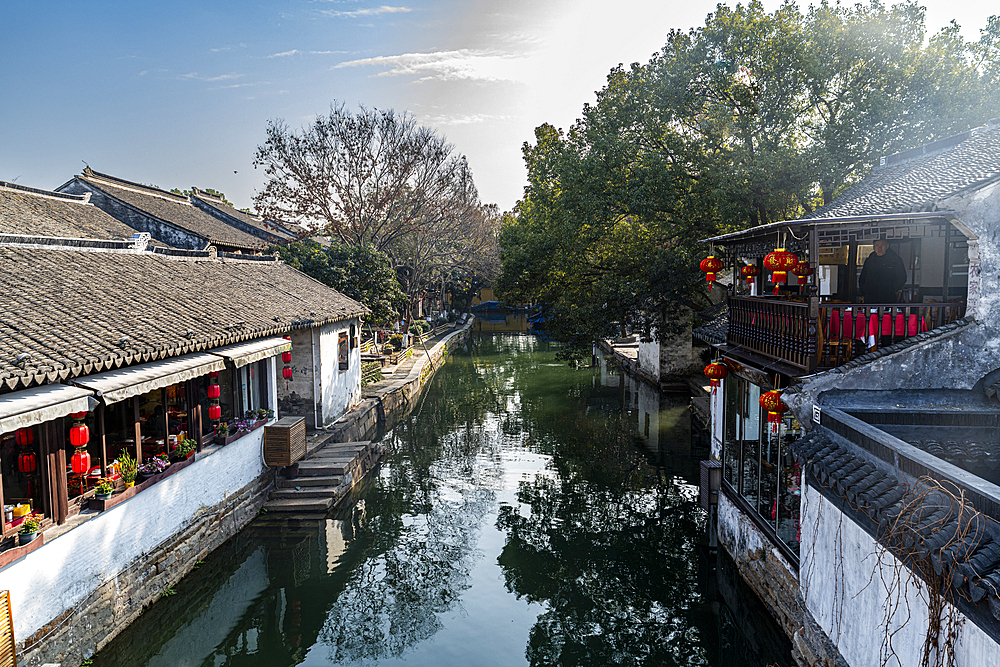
[0,240,367,392]
[693,305,728,345]
[807,121,1000,219]
[0,181,161,244]
[76,169,267,250]
[190,189,297,242]
[795,428,1000,622]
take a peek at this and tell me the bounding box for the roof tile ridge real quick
[0,180,91,204]
[82,168,193,206]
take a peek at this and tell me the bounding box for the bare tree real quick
[254,102,496,326]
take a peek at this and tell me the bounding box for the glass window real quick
[721,374,802,557]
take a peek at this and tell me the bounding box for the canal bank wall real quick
[327,322,473,443]
[10,324,472,667]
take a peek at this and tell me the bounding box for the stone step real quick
[263,497,332,512]
[311,446,368,457]
[271,486,342,499]
[276,475,342,488]
[296,461,349,476]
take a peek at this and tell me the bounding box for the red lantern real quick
[700,255,724,291]
[282,367,293,380]
[70,422,89,448]
[759,390,789,424]
[208,404,222,421]
[207,384,221,399]
[71,449,91,475]
[793,259,814,285]
[208,371,219,379]
[763,248,799,294]
[15,428,33,447]
[282,351,292,364]
[704,362,728,395]
[741,264,760,286]
[18,451,36,475]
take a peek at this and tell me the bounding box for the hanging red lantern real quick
[71,448,91,475]
[207,384,221,399]
[208,404,222,421]
[741,264,760,286]
[282,351,292,364]
[282,366,293,380]
[208,371,219,379]
[763,248,799,294]
[793,259,814,285]
[759,390,789,423]
[704,362,728,395]
[18,451,36,475]
[15,428,33,447]
[700,255,724,291]
[70,413,89,448]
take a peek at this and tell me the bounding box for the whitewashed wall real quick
[318,318,361,427]
[800,483,1000,667]
[0,421,269,642]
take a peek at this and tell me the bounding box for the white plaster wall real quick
[318,318,362,427]
[637,339,660,381]
[800,483,1000,667]
[0,425,268,642]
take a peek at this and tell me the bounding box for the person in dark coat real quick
[858,240,907,304]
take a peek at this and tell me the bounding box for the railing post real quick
[806,297,818,373]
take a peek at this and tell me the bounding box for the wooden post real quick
[189,380,204,452]
[97,403,108,477]
[807,296,819,373]
[46,420,68,524]
[132,397,142,463]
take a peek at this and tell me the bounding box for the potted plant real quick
[117,450,137,488]
[255,408,274,421]
[94,478,114,500]
[19,514,41,546]
[136,455,169,481]
[215,422,229,440]
[176,438,196,460]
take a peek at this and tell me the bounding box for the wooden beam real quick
[132,397,142,463]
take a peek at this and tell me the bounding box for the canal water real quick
[93,334,792,667]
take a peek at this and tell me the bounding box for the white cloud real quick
[308,50,347,55]
[421,113,512,126]
[267,49,300,58]
[180,72,244,82]
[335,49,528,83]
[321,6,411,18]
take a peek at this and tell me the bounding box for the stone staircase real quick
[261,440,384,515]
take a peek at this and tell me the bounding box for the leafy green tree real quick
[498,1,1000,353]
[271,240,405,324]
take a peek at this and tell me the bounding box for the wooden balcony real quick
[727,296,965,375]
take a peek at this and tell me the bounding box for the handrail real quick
[728,296,818,372]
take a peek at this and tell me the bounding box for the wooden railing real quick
[727,297,965,373]
[728,296,819,372]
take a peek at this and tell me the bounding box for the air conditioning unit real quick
[263,416,306,466]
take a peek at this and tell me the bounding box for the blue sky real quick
[1,1,997,213]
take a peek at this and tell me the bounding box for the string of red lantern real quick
[207,371,222,422]
[282,336,293,386]
[763,248,799,295]
[741,264,760,287]
[69,411,91,476]
[793,259,814,285]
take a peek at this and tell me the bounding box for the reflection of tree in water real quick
[314,338,517,662]
[499,478,708,667]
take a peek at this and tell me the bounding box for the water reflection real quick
[93,334,790,667]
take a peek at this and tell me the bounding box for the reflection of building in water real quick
[473,312,530,333]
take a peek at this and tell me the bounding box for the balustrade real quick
[727,297,964,374]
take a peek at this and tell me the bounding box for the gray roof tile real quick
[0,242,367,391]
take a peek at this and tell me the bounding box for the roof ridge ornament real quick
[130,232,151,251]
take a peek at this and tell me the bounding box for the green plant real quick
[117,450,137,485]
[19,514,41,534]
[389,333,404,350]
[95,478,114,495]
[255,407,274,420]
[177,438,197,457]
[382,344,394,355]
[162,585,176,597]
[216,422,229,437]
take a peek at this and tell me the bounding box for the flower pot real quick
[124,481,135,488]
[95,492,112,501]
[19,532,36,546]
